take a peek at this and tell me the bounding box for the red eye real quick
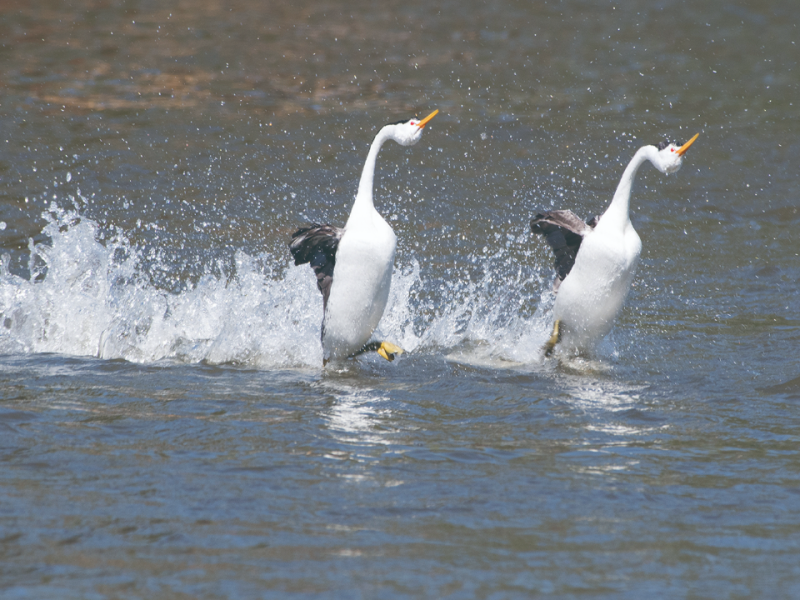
[670,148,675,152]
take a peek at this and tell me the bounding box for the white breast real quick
[554,222,642,349]
[322,215,396,360]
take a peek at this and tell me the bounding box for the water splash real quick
[0,204,558,369]
[378,248,554,366]
[0,205,321,368]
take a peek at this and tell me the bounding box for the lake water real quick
[1,1,799,597]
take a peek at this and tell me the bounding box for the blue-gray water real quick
[1,1,799,597]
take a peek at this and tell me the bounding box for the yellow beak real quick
[676,133,700,156]
[416,109,439,129]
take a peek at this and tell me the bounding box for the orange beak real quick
[676,133,700,156]
[416,109,439,129]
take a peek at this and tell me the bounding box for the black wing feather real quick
[530,210,598,291]
[289,224,344,312]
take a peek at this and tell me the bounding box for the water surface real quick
[1,1,799,597]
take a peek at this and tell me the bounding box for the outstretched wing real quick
[289,224,344,312]
[530,210,598,291]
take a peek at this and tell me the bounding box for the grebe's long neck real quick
[602,145,660,227]
[347,127,393,226]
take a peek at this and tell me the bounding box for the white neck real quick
[347,127,393,225]
[602,145,660,225]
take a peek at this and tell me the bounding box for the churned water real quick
[1,1,799,598]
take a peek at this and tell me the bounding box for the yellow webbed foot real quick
[377,341,404,362]
[543,319,562,357]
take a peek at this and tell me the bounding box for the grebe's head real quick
[385,109,439,146]
[655,133,700,174]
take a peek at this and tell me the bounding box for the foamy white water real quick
[0,204,322,367]
[1,204,558,369]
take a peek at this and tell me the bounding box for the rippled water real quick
[2,1,800,597]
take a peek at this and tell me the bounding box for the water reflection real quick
[564,379,645,412]
[558,378,666,477]
[323,389,395,447]
[319,386,406,488]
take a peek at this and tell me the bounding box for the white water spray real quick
[1,205,557,368]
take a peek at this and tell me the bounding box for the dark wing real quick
[530,209,598,291]
[289,223,344,312]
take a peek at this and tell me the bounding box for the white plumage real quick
[532,133,699,355]
[290,110,438,363]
